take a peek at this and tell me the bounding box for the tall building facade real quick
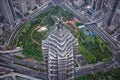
[15,0,36,14]
[42,19,78,80]
[26,0,36,10]
[91,0,105,11]
[0,0,16,26]
[8,0,17,20]
[103,0,120,34]
[15,0,28,14]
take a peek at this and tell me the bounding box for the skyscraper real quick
[15,0,28,14]
[0,0,16,26]
[26,0,36,10]
[8,0,17,20]
[42,19,78,80]
[91,0,105,11]
[105,0,120,28]
[15,0,36,14]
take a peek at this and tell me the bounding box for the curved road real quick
[1,0,120,79]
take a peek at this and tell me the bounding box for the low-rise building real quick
[72,0,85,8]
[15,0,37,14]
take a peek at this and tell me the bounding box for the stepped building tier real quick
[42,19,78,80]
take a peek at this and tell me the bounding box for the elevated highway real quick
[0,47,23,54]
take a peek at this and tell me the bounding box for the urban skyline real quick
[0,0,120,80]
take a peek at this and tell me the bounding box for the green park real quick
[12,6,113,64]
[75,68,120,80]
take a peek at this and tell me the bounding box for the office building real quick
[15,0,36,14]
[91,0,105,11]
[15,0,28,14]
[0,0,16,26]
[104,0,120,32]
[35,0,44,6]
[42,19,78,80]
[8,0,17,20]
[26,0,36,10]
[72,0,85,8]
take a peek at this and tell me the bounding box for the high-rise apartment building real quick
[42,19,78,80]
[0,0,16,26]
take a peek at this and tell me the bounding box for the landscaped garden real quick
[15,6,113,64]
[74,29,113,64]
[16,6,74,61]
[75,67,120,80]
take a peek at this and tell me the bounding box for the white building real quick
[42,19,78,80]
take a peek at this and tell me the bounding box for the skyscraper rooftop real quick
[42,18,78,80]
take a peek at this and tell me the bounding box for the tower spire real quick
[57,17,64,30]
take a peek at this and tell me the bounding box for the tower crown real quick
[42,16,78,80]
[56,17,64,30]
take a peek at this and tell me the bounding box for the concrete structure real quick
[0,24,3,37]
[8,0,17,20]
[90,0,105,11]
[112,8,120,28]
[42,18,78,80]
[0,8,3,22]
[0,47,23,54]
[0,0,120,80]
[0,0,16,26]
[72,0,85,8]
[105,0,120,28]
[15,0,28,14]
[26,0,36,10]
[35,0,45,6]
[0,72,41,80]
[15,0,36,14]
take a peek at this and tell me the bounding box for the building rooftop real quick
[42,17,78,58]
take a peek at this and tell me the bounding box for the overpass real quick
[0,47,23,54]
[0,72,41,80]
